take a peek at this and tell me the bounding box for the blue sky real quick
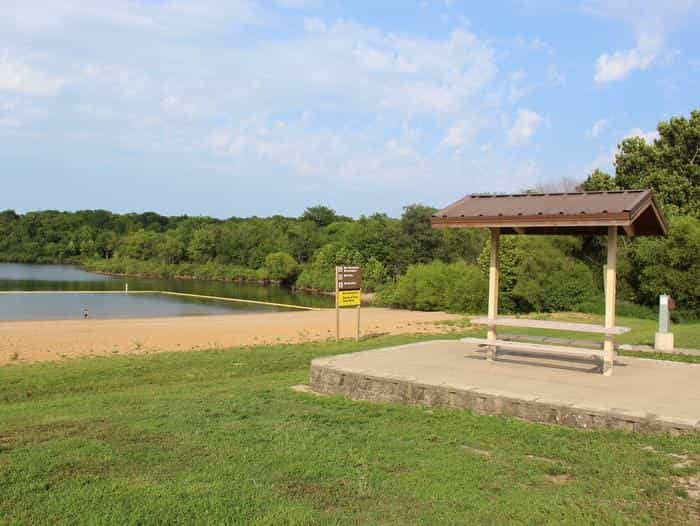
[2,0,699,218]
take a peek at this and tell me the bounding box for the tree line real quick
[1,109,698,318]
[0,202,484,290]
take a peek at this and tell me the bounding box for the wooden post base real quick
[603,336,614,376]
[485,344,497,361]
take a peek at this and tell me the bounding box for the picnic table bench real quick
[463,317,631,374]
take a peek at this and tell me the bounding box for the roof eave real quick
[430,212,631,230]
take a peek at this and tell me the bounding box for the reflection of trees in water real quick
[0,263,333,309]
[127,276,332,309]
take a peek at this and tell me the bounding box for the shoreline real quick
[0,308,461,365]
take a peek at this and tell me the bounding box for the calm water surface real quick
[0,263,332,321]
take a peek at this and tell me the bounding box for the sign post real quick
[335,272,340,341]
[335,266,362,341]
[654,294,675,351]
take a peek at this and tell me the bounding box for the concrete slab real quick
[310,340,700,433]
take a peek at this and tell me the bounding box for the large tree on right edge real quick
[583,109,700,218]
[583,109,700,316]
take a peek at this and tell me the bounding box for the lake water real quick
[0,263,333,321]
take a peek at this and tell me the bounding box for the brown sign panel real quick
[336,266,362,291]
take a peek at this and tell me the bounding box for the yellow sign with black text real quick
[337,289,361,307]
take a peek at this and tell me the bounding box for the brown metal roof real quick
[431,189,667,236]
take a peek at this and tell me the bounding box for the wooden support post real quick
[486,228,500,361]
[603,226,618,376]
[335,268,340,341]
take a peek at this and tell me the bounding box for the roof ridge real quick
[431,188,666,236]
[468,189,647,198]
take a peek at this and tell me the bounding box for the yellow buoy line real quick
[0,290,157,294]
[158,291,323,311]
[0,290,323,311]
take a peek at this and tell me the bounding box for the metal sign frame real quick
[335,265,361,342]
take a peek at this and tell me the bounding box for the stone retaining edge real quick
[309,360,699,434]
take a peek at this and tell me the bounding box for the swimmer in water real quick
[83,307,89,319]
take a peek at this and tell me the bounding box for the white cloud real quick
[583,148,616,175]
[507,69,530,101]
[585,0,699,83]
[276,0,319,8]
[625,127,659,144]
[0,58,64,96]
[594,35,660,83]
[303,17,326,32]
[582,0,697,30]
[440,120,479,151]
[508,109,542,146]
[589,118,608,138]
[2,0,262,35]
[0,102,21,127]
[233,23,497,117]
[513,36,553,55]
[0,0,558,211]
[0,98,47,129]
[207,120,427,185]
[546,64,566,86]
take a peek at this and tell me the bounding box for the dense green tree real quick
[187,228,217,263]
[296,243,364,291]
[399,204,442,269]
[287,220,323,263]
[378,261,487,313]
[580,169,617,191]
[341,214,402,273]
[579,109,700,315]
[478,236,596,313]
[159,231,188,264]
[434,228,485,265]
[584,109,700,217]
[118,230,161,260]
[629,215,700,316]
[264,252,299,283]
[301,206,345,227]
[95,231,118,259]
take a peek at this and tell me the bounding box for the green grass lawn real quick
[1,334,700,525]
[546,313,700,350]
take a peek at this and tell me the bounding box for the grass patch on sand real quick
[1,333,700,525]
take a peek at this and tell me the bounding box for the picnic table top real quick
[470,316,631,335]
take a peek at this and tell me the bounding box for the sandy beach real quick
[0,308,461,365]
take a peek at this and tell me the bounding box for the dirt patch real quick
[0,308,461,365]
[525,454,562,465]
[290,385,326,396]
[279,478,354,510]
[677,476,700,500]
[546,473,573,484]
[1,420,173,451]
[641,445,700,516]
[461,445,492,457]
